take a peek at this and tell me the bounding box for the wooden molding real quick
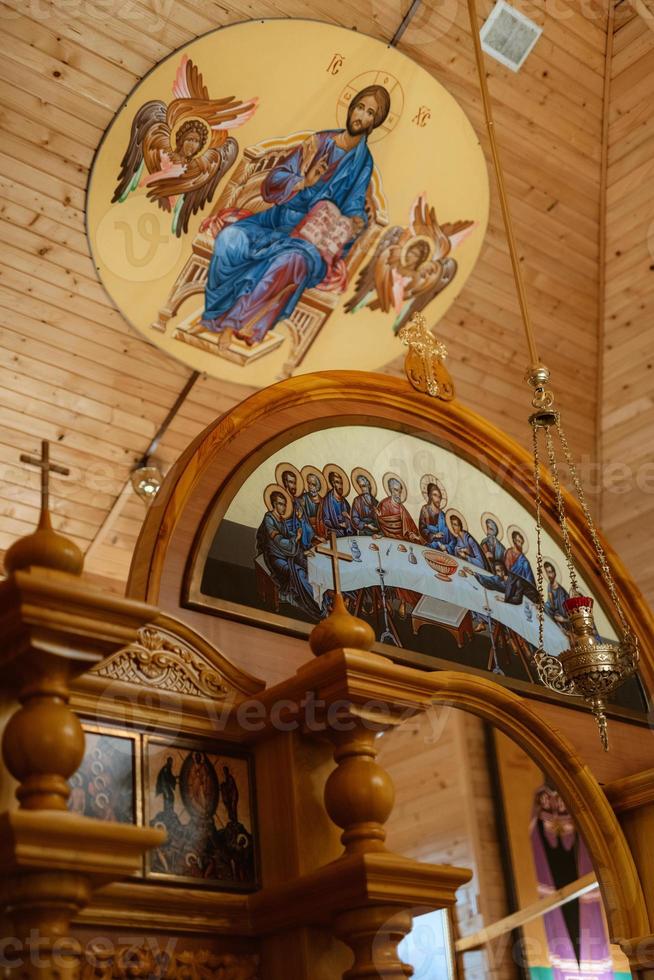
[604,769,654,813]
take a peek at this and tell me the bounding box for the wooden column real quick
[250,594,472,978]
[605,770,654,978]
[0,501,164,979]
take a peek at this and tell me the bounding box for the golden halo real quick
[300,465,327,497]
[275,462,304,495]
[446,508,468,534]
[170,116,211,152]
[507,524,530,554]
[420,474,448,508]
[382,472,408,503]
[351,467,378,498]
[336,69,404,144]
[322,463,350,498]
[543,556,562,582]
[263,483,292,520]
[480,511,504,541]
[400,235,434,269]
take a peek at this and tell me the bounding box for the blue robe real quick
[256,511,319,617]
[419,505,451,549]
[506,548,536,585]
[316,489,353,538]
[448,529,487,568]
[285,496,315,550]
[545,581,570,626]
[481,533,506,567]
[202,131,373,340]
[351,492,380,534]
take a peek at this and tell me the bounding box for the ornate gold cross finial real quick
[398,312,455,401]
[20,440,70,521]
[315,531,354,596]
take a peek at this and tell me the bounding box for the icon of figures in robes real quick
[350,467,381,536]
[480,512,506,568]
[543,559,570,631]
[418,475,451,549]
[220,765,239,824]
[505,525,536,585]
[155,755,178,815]
[377,472,422,619]
[316,465,354,539]
[530,784,613,979]
[256,484,321,618]
[196,85,392,348]
[180,750,220,826]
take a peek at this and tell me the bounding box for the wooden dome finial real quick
[4,440,83,576]
[309,593,375,657]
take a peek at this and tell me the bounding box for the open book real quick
[291,201,355,263]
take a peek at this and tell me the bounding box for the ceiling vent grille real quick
[480,0,543,72]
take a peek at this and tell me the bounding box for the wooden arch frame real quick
[128,370,654,696]
[426,669,650,946]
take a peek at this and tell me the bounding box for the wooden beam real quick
[455,872,598,952]
[627,0,654,34]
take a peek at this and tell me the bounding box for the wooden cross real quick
[316,531,354,595]
[20,440,69,514]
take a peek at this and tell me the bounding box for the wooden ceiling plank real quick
[0,308,189,395]
[1,14,140,98]
[1,0,156,77]
[0,58,111,130]
[0,176,85,236]
[0,81,101,150]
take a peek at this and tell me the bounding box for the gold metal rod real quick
[466,0,541,369]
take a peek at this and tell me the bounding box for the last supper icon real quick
[87,20,489,386]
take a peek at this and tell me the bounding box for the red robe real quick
[377,496,421,605]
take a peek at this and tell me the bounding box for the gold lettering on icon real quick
[327,53,345,75]
[412,105,432,128]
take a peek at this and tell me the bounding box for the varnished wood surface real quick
[4,0,650,600]
[601,15,654,606]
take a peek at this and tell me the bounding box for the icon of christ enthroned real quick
[162,86,392,371]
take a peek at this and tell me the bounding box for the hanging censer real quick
[465,0,639,748]
[527,368,639,750]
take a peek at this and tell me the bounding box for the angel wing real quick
[167,55,258,132]
[112,55,258,236]
[343,226,406,313]
[147,138,239,236]
[409,193,453,261]
[112,100,169,204]
[393,257,459,333]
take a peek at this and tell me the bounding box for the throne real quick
[152,132,388,377]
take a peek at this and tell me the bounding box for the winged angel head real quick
[344,194,475,331]
[112,55,258,236]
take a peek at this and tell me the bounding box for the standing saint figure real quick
[220,765,239,824]
[196,85,391,347]
[155,756,177,815]
[377,474,421,618]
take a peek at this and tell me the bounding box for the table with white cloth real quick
[306,535,568,656]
